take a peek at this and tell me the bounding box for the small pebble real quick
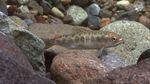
[86,3,101,16]
[35,15,46,23]
[100,18,111,28]
[51,0,60,5]
[139,15,150,29]
[99,9,113,18]
[67,5,88,25]
[61,0,71,5]
[24,18,34,26]
[51,7,65,19]
[71,0,91,7]
[116,0,130,8]
[18,5,30,13]
[87,15,101,30]
[29,10,38,16]
[17,0,30,5]
[133,1,144,12]
[63,15,73,24]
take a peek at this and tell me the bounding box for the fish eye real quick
[112,37,117,41]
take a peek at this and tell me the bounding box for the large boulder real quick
[0,31,55,84]
[101,20,150,66]
[0,12,46,75]
[50,48,108,84]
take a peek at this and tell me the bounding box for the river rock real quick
[139,15,150,29]
[87,15,101,30]
[51,7,65,19]
[10,16,28,27]
[116,0,130,8]
[67,5,88,25]
[27,0,43,15]
[0,12,46,75]
[71,0,94,7]
[38,0,52,14]
[0,31,33,71]
[0,32,55,84]
[101,20,150,66]
[0,0,7,15]
[84,57,150,84]
[17,0,30,5]
[61,0,71,5]
[18,5,30,14]
[86,3,101,16]
[50,49,108,84]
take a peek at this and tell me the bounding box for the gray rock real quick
[0,0,7,15]
[87,15,101,30]
[101,20,150,66]
[51,0,60,5]
[17,0,30,5]
[24,18,34,26]
[101,48,126,71]
[0,30,33,71]
[67,5,88,25]
[18,5,30,14]
[38,0,52,14]
[86,3,101,16]
[0,32,55,84]
[10,16,28,27]
[12,29,46,76]
[0,11,46,75]
[27,0,43,15]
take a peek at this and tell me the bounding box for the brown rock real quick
[48,15,63,24]
[44,45,68,72]
[35,15,47,23]
[61,0,71,5]
[71,0,94,7]
[100,18,111,28]
[27,0,43,15]
[139,15,150,29]
[7,5,17,16]
[88,58,150,84]
[50,49,108,84]
[28,23,91,48]
[99,9,113,18]
[62,15,73,24]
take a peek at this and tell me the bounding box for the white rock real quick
[18,5,30,13]
[51,7,64,19]
[67,5,88,25]
[116,0,130,7]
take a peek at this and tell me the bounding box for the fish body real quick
[49,31,123,49]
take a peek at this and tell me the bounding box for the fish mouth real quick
[115,38,124,46]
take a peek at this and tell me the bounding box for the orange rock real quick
[100,18,111,28]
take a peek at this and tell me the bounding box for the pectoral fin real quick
[97,47,104,58]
